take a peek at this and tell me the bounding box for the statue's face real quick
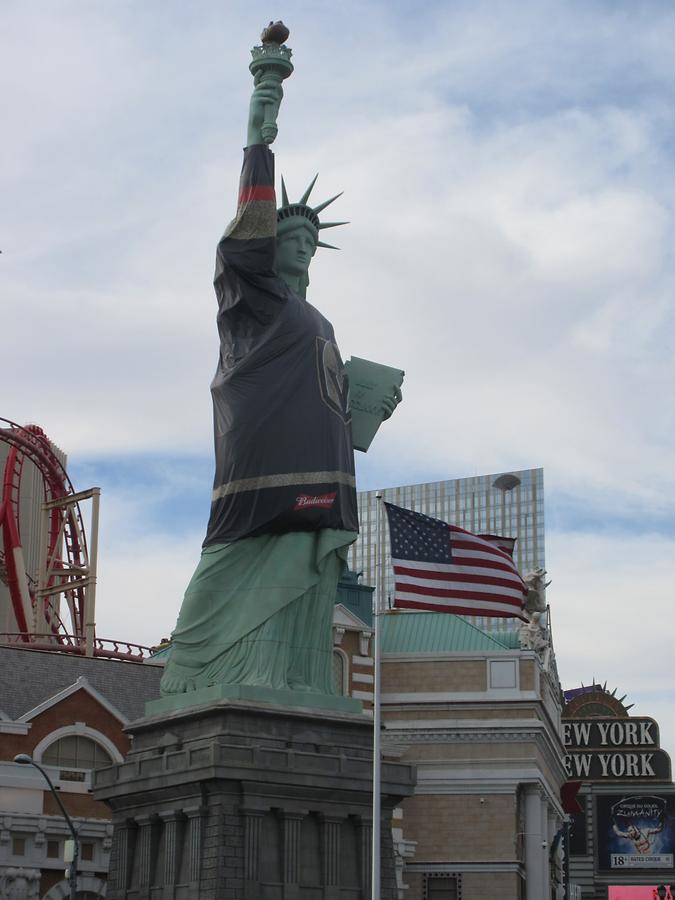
[275,222,317,280]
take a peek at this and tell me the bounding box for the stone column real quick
[242,808,267,883]
[158,810,180,894]
[547,807,560,898]
[357,815,373,896]
[321,814,343,897]
[183,805,204,886]
[524,786,545,900]
[280,810,306,899]
[111,821,133,893]
[135,814,154,891]
[539,796,551,899]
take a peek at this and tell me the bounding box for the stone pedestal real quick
[94,700,415,899]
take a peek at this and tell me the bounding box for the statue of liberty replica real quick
[95,25,412,898]
[159,21,402,706]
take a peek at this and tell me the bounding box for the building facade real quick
[563,685,674,900]
[0,574,380,898]
[0,646,162,898]
[350,468,544,632]
[381,610,567,900]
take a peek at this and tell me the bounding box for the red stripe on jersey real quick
[238,185,276,203]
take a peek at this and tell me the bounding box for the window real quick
[81,842,94,861]
[47,840,60,858]
[489,659,517,689]
[425,874,460,899]
[42,735,113,780]
[12,837,25,856]
[333,651,346,695]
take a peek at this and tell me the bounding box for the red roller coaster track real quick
[0,417,152,661]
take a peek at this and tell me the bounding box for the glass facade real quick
[349,468,545,633]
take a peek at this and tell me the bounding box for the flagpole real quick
[371,490,383,900]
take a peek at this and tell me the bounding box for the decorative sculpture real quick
[523,566,550,616]
[518,610,549,652]
[160,25,402,701]
[519,568,551,652]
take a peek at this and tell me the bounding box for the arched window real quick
[42,735,113,781]
[333,649,348,696]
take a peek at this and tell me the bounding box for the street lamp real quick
[13,754,79,900]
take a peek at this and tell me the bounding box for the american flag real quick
[477,534,516,558]
[384,502,528,619]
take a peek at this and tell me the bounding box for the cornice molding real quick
[383,720,568,790]
[0,721,31,735]
[18,676,128,726]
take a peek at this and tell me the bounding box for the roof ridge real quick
[456,615,511,649]
[381,611,516,653]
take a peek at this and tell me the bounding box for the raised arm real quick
[247,75,284,146]
[213,28,293,297]
[213,79,284,310]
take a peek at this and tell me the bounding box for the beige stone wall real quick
[405,867,522,900]
[384,706,538,721]
[533,744,565,794]
[382,658,487,693]
[519,658,535,690]
[401,793,518,861]
[462,871,522,900]
[400,739,537,764]
[381,651,565,900]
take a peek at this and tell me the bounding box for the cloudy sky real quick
[4,1,675,752]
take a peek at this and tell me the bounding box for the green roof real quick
[487,629,521,649]
[336,570,374,627]
[381,612,512,653]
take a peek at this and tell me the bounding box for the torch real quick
[250,21,294,144]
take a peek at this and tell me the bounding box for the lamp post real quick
[14,753,78,900]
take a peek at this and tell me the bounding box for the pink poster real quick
[608,888,671,900]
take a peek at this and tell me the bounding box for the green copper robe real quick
[160,145,358,697]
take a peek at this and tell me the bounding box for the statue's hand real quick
[381,385,403,421]
[247,76,284,146]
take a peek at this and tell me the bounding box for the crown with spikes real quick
[277,174,348,249]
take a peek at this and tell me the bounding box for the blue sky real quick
[4,0,675,752]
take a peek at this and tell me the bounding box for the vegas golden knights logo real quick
[315,337,351,425]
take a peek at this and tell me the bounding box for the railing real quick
[0,632,154,661]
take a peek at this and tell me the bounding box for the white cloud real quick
[94,531,199,650]
[549,529,675,756]
[4,0,675,751]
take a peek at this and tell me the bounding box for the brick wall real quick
[0,688,130,762]
[0,687,129,823]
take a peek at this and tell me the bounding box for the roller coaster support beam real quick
[85,488,100,658]
[36,487,101,657]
